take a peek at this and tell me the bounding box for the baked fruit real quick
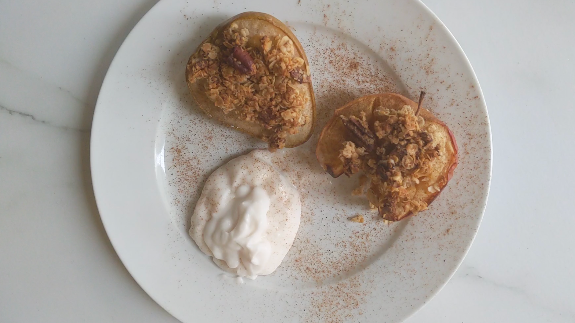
[185,12,316,150]
[316,93,458,222]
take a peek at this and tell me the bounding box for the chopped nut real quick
[417,116,425,128]
[226,46,256,75]
[277,36,294,55]
[391,170,403,183]
[404,116,418,131]
[374,120,391,138]
[339,141,364,176]
[289,68,310,83]
[340,141,356,159]
[402,155,415,169]
[420,132,433,146]
[374,106,390,116]
[366,158,377,169]
[340,115,375,152]
[261,36,272,53]
[201,43,211,52]
[281,109,297,120]
[427,184,441,193]
[406,143,418,155]
[349,215,365,223]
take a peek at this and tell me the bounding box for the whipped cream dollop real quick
[190,150,301,279]
[203,185,272,277]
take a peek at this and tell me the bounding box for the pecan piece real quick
[226,46,255,74]
[376,163,389,181]
[340,115,375,152]
[289,68,310,83]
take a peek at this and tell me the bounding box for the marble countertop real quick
[2,0,574,322]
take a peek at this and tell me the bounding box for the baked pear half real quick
[316,93,458,222]
[186,12,316,150]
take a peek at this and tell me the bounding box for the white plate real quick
[91,0,491,322]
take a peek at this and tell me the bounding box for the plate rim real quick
[90,0,492,321]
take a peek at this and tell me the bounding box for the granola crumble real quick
[339,104,443,220]
[188,23,311,150]
[349,215,365,223]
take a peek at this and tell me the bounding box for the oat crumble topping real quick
[188,23,311,150]
[349,215,365,223]
[338,104,443,220]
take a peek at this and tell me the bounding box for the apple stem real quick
[416,91,426,116]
